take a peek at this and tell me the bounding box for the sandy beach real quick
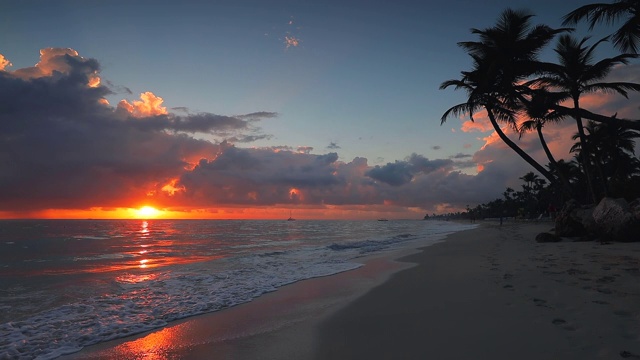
[65,221,640,359]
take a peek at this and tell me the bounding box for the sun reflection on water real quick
[139,221,149,237]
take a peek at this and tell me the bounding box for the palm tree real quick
[518,89,576,196]
[518,89,565,168]
[534,34,640,202]
[441,9,567,184]
[572,120,640,194]
[563,0,640,54]
[520,171,540,190]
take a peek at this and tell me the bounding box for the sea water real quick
[0,219,476,359]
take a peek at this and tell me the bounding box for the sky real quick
[0,0,638,219]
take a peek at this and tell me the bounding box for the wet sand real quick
[65,221,640,359]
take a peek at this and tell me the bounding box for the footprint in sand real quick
[596,276,616,284]
[552,318,566,325]
[551,318,577,331]
[533,298,552,308]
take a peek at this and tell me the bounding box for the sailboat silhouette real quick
[287,210,295,221]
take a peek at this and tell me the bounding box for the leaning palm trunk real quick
[486,106,556,183]
[535,124,573,196]
[557,105,640,131]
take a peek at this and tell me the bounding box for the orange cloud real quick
[117,92,168,117]
[0,54,11,71]
[458,108,496,133]
[11,48,101,87]
[461,119,494,133]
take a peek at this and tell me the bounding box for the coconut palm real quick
[518,89,566,168]
[441,9,567,184]
[572,120,640,194]
[518,89,576,196]
[563,0,640,54]
[534,34,640,202]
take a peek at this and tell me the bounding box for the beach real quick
[65,221,640,359]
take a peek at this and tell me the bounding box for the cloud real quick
[0,54,11,71]
[0,48,272,211]
[461,118,494,133]
[117,91,168,117]
[11,47,635,217]
[236,111,278,121]
[365,154,453,186]
[450,153,472,159]
[431,145,441,150]
[12,48,101,87]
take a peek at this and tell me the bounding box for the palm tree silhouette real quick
[563,0,640,54]
[440,9,567,184]
[572,120,640,196]
[534,34,640,202]
[519,89,565,168]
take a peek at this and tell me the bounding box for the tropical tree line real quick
[440,0,640,206]
[424,171,552,220]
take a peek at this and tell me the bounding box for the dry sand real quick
[65,221,640,359]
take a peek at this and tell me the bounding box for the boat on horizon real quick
[287,210,295,221]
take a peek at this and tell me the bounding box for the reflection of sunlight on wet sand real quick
[117,325,185,359]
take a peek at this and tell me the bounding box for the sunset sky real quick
[1,0,638,219]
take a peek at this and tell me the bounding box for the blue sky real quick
[2,0,602,163]
[0,0,636,218]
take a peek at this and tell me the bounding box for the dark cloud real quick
[450,153,472,159]
[431,145,441,150]
[327,142,341,149]
[365,154,453,186]
[236,111,278,121]
[175,147,342,205]
[0,49,271,210]
[227,134,274,143]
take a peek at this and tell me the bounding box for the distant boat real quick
[287,210,295,221]
[377,218,388,221]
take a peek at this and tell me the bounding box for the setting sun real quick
[136,206,160,218]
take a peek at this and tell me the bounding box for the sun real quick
[135,206,160,219]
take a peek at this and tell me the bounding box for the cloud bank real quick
[2,48,637,217]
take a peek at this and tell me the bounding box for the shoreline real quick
[61,238,424,359]
[64,221,640,359]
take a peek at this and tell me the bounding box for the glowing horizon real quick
[0,204,430,221]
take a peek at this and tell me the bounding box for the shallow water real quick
[0,219,476,359]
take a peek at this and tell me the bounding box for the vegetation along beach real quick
[1,0,640,359]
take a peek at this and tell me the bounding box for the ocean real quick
[0,219,476,359]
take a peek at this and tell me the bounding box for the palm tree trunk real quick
[537,124,573,196]
[573,97,598,204]
[485,106,556,184]
[537,124,558,168]
[554,105,640,131]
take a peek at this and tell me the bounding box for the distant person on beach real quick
[547,203,557,220]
